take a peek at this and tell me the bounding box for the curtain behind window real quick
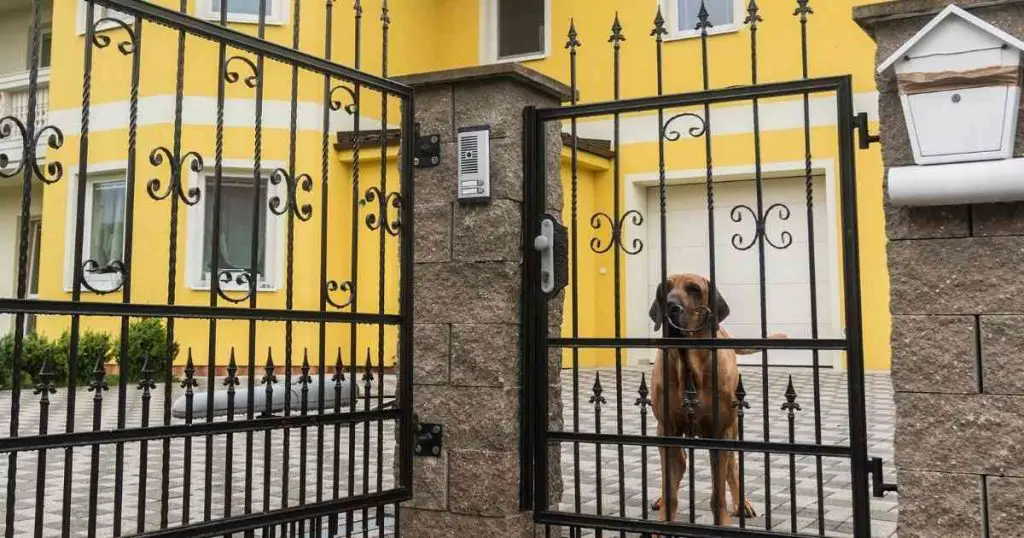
[88,182,125,267]
[203,177,267,277]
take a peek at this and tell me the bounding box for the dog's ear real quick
[649,280,671,332]
[710,284,730,323]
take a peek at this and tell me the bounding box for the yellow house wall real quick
[35,0,889,370]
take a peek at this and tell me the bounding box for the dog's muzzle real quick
[665,304,713,334]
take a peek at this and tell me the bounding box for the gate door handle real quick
[869,456,898,498]
[534,214,568,298]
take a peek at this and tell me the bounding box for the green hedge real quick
[0,318,178,389]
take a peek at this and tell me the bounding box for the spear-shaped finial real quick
[794,0,813,21]
[744,0,763,26]
[609,12,625,45]
[353,0,362,17]
[781,375,801,417]
[179,349,197,391]
[299,349,312,386]
[224,348,240,389]
[261,348,277,386]
[362,348,374,385]
[138,351,157,393]
[635,372,651,408]
[332,348,345,383]
[380,0,390,27]
[695,1,713,32]
[651,6,667,39]
[589,373,607,409]
[733,374,751,417]
[566,18,581,51]
[34,359,56,397]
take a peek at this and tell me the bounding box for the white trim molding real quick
[62,160,128,293]
[196,0,289,26]
[479,0,552,64]
[76,0,134,35]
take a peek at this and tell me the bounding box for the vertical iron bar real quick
[362,350,373,533]
[837,76,873,538]
[87,357,109,538]
[784,376,800,532]
[67,3,97,536]
[734,376,751,530]
[224,349,239,522]
[608,14,626,534]
[317,1,335,534]
[651,6,671,525]
[636,374,651,521]
[345,4,364,536]
[299,350,311,536]
[204,0,231,523]
[697,1,723,527]
[590,374,605,530]
[283,0,305,519]
[795,1,826,534]
[245,0,269,524]
[744,1,772,529]
[262,349,277,536]
[398,91,416,537]
[376,5,391,534]
[33,360,56,538]
[17,0,44,536]
[565,18,582,524]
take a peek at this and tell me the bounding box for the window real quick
[81,176,127,290]
[667,0,740,39]
[77,1,134,34]
[28,28,52,70]
[201,176,268,281]
[485,0,550,62]
[188,172,280,291]
[24,219,42,334]
[199,0,287,25]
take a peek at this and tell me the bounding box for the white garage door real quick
[643,177,840,366]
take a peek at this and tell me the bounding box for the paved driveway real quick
[0,368,896,537]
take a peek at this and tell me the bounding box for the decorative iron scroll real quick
[363,186,402,236]
[269,168,314,221]
[590,210,644,255]
[730,202,793,251]
[147,147,203,206]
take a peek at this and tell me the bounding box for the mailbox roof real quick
[877,4,1024,73]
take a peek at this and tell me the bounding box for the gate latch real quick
[869,457,898,497]
[414,423,443,457]
[533,213,568,298]
[854,112,880,150]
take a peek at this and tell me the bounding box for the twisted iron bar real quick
[325,280,355,309]
[662,112,708,141]
[146,147,203,205]
[329,84,358,115]
[215,270,256,304]
[362,186,401,236]
[730,202,793,251]
[269,168,314,221]
[589,209,644,255]
[80,260,129,295]
[224,56,260,88]
[92,17,137,55]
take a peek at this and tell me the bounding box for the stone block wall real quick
[394,65,568,537]
[854,1,1024,536]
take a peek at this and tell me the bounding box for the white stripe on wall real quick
[48,96,385,136]
[568,92,880,143]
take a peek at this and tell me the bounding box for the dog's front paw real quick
[651,496,663,512]
[734,498,757,518]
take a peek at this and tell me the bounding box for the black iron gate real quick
[523,4,890,537]
[0,0,413,536]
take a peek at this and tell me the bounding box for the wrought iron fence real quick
[0,0,413,536]
[523,1,886,537]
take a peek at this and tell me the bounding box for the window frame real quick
[662,0,743,42]
[76,1,135,35]
[23,218,42,334]
[197,0,289,26]
[62,169,129,293]
[185,166,284,293]
[27,25,52,70]
[481,0,552,64]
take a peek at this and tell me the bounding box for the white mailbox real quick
[878,4,1023,166]
[880,5,1024,207]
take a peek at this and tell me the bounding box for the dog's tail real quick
[733,332,788,355]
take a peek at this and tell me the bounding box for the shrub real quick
[56,330,114,386]
[0,332,63,389]
[118,318,178,382]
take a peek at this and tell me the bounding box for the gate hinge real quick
[869,456,898,498]
[414,420,443,457]
[853,112,880,150]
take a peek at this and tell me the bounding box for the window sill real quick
[664,24,741,42]
[493,51,548,64]
[190,282,279,293]
[196,13,288,26]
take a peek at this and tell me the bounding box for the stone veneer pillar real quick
[394,64,569,537]
[854,1,1024,536]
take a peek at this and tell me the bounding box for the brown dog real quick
[648,273,770,527]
